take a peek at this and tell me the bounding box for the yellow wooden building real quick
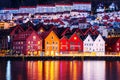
[45,31,60,56]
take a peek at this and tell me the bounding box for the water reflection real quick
[83,61,105,80]
[6,61,11,80]
[0,60,120,80]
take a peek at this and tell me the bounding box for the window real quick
[56,42,58,44]
[117,48,119,51]
[21,47,23,49]
[21,41,23,44]
[56,47,58,50]
[38,41,40,44]
[88,39,89,41]
[46,42,49,44]
[33,36,36,40]
[117,43,119,46]
[28,41,30,44]
[53,42,54,44]
[99,39,101,42]
[52,47,54,50]
[31,41,33,44]
[51,36,53,39]
[28,46,30,49]
[38,46,40,49]
[74,37,77,40]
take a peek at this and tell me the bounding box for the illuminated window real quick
[38,41,40,44]
[33,36,36,40]
[40,29,43,32]
[38,46,40,49]
[28,51,30,54]
[117,48,119,51]
[28,46,30,49]
[28,41,30,44]
[74,37,77,40]
[117,43,119,46]
[31,41,33,44]
[21,41,23,44]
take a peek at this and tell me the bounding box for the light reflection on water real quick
[0,60,120,80]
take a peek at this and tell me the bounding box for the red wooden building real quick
[13,29,42,55]
[68,32,83,52]
[106,37,120,52]
[60,36,69,52]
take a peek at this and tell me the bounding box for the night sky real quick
[0,0,120,9]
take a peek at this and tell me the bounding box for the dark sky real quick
[0,0,119,8]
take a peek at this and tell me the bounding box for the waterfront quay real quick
[1,53,120,61]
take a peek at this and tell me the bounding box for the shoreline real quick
[0,55,120,61]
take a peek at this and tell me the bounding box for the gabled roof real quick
[91,35,98,41]
[10,25,24,36]
[72,28,84,35]
[13,31,33,41]
[20,21,34,31]
[39,29,59,40]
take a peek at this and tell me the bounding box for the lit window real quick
[74,37,77,40]
[28,41,30,44]
[28,51,30,54]
[31,41,33,44]
[33,36,36,40]
[21,42,23,44]
[21,47,23,49]
[38,41,40,44]
[117,43,119,46]
[28,46,30,49]
[117,48,119,51]
[40,29,43,32]
[38,46,40,49]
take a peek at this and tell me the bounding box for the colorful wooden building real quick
[68,32,83,52]
[44,30,60,55]
[60,36,69,53]
[13,30,42,55]
[106,37,120,52]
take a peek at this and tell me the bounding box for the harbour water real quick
[0,60,120,80]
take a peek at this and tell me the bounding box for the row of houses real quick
[0,2,91,14]
[1,22,120,56]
